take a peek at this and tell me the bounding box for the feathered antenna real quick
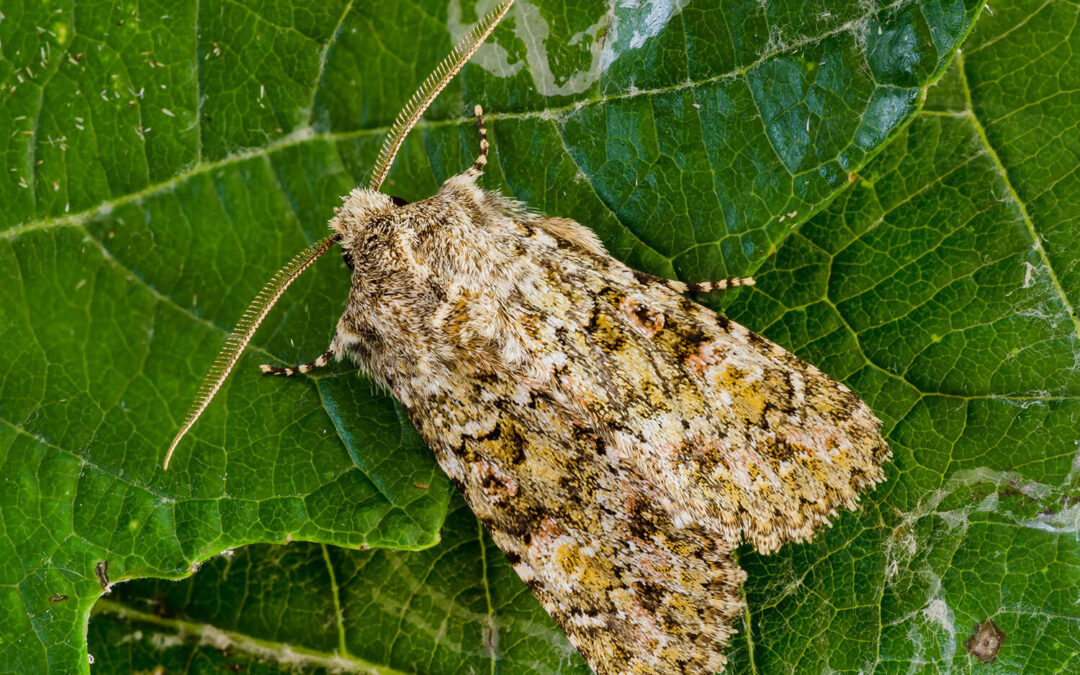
[165,1,514,469]
[368,0,515,190]
[163,234,340,469]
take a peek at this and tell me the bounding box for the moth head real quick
[331,189,410,272]
[330,188,406,236]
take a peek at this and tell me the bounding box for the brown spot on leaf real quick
[95,560,109,590]
[483,619,499,653]
[965,619,1005,664]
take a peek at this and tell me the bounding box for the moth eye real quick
[390,195,409,207]
[341,250,355,271]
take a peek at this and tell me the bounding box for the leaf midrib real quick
[92,597,409,675]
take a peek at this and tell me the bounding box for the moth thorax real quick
[330,188,396,236]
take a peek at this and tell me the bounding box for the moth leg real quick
[682,276,755,293]
[468,103,489,173]
[637,270,755,295]
[259,348,335,377]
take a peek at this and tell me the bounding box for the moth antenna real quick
[164,234,341,470]
[368,0,514,191]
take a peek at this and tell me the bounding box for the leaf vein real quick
[957,51,1080,341]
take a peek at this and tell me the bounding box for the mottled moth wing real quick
[415,177,890,556]
[537,250,892,555]
[340,170,890,674]
[408,373,746,674]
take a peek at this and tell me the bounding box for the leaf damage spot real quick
[965,619,1005,664]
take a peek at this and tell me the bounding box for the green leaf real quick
[0,0,1005,672]
[722,6,1080,672]
[91,500,588,674]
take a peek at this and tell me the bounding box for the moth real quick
[163,1,891,672]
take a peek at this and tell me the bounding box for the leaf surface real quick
[0,0,1011,672]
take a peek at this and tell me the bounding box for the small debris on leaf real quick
[95,559,109,590]
[965,619,1005,664]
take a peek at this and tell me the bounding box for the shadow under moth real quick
[163,1,891,672]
